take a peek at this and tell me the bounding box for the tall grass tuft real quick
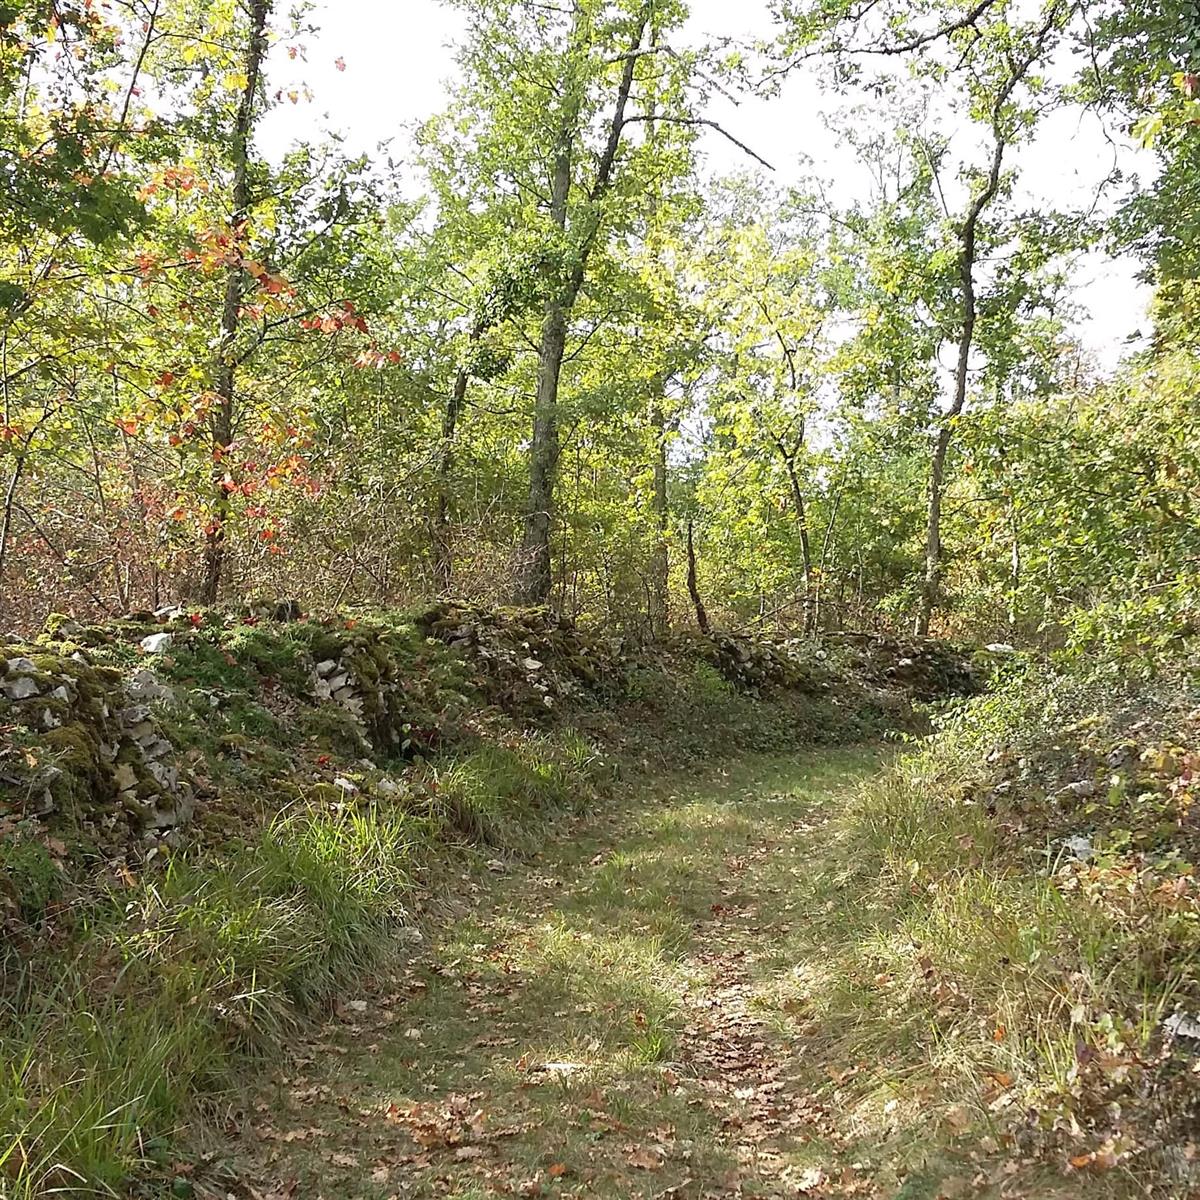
[0,777,498,1196]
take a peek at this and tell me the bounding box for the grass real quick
[200,749,969,1200]
[0,733,595,1199]
[735,669,1200,1196]
[9,724,1154,1199]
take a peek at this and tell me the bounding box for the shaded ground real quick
[193,750,1092,1200]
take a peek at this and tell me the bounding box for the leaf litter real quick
[187,752,1093,1199]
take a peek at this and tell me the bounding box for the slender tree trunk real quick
[0,407,52,595]
[0,455,24,592]
[686,518,710,635]
[199,0,270,604]
[433,365,470,593]
[776,443,815,632]
[519,294,569,605]
[642,39,669,640]
[911,13,1054,636]
[1008,498,1021,631]
[815,480,843,632]
[914,144,998,638]
[515,7,649,605]
[648,383,669,637]
[516,91,574,607]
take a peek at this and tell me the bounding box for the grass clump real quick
[752,662,1200,1188]
[0,798,427,1198]
[426,731,602,845]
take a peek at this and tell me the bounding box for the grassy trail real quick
[196,749,1067,1200]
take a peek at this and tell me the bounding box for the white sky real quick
[258,0,1156,374]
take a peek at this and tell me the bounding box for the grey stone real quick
[314,659,339,678]
[50,685,73,703]
[139,632,174,654]
[127,669,171,703]
[1063,834,1094,862]
[2,676,39,701]
[113,763,138,791]
[147,760,178,789]
[1163,1012,1200,1040]
[5,656,36,676]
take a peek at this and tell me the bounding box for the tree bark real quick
[515,5,650,605]
[648,382,669,637]
[686,517,710,635]
[814,472,844,631]
[199,0,270,604]
[771,429,815,632]
[433,364,471,593]
[912,9,1058,637]
[914,134,1001,637]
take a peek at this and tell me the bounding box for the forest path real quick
[202,749,994,1200]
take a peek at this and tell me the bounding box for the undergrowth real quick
[0,607,956,1196]
[0,733,597,1199]
[762,662,1200,1193]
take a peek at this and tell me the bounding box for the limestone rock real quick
[2,676,39,701]
[127,669,172,703]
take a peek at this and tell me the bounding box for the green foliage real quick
[0,838,62,923]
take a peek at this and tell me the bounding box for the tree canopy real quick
[0,0,1192,666]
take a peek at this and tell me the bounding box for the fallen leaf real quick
[627,1146,663,1170]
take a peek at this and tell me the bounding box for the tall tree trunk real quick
[433,365,470,594]
[1008,497,1021,632]
[516,85,575,608]
[0,454,24,593]
[515,7,649,605]
[912,13,1054,636]
[814,479,843,632]
[199,0,270,605]
[686,518,710,635]
[773,434,815,632]
[643,36,669,640]
[648,383,669,637]
[913,141,1000,638]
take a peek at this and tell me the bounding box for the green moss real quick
[158,638,253,691]
[43,724,104,775]
[220,623,311,690]
[0,838,64,921]
[291,704,367,756]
